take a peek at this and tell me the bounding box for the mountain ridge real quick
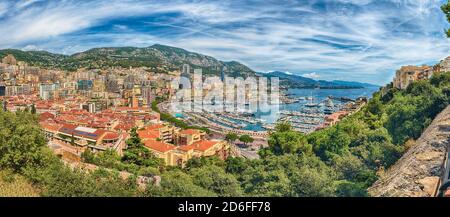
[0,44,255,77]
[0,45,377,88]
[258,71,379,89]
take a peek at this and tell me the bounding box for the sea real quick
[175,86,380,132]
[241,86,380,131]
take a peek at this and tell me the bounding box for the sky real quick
[0,0,449,85]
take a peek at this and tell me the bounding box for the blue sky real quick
[0,0,449,85]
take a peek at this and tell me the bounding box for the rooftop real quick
[144,140,176,153]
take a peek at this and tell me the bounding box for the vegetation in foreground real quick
[0,72,449,197]
[0,170,39,197]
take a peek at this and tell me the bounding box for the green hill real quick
[0,44,255,77]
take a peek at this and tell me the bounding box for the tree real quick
[274,121,292,132]
[0,111,47,172]
[126,128,143,149]
[309,126,351,160]
[81,149,95,164]
[238,135,254,146]
[30,104,36,114]
[442,1,450,37]
[268,131,312,155]
[224,133,238,144]
[334,180,368,197]
[122,127,162,167]
[144,170,216,197]
[70,133,75,146]
[366,96,383,116]
[185,156,225,170]
[189,165,243,197]
[225,157,248,174]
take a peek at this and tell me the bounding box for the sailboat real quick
[324,97,334,115]
[305,92,319,108]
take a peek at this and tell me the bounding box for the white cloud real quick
[22,44,41,51]
[0,1,10,17]
[0,0,448,84]
[302,72,320,79]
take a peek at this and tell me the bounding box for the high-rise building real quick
[2,54,17,65]
[141,86,153,105]
[181,64,191,79]
[77,80,93,91]
[89,103,96,113]
[0,85,5,96]
[220,66,225,82]
[130,94,139,108]
[39,83,59,100]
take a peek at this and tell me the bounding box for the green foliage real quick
[184,156,225,170]
[442,1,450,37]
[225,157,248,174]
[0,169,39,197]
[30,104,36,114]
[121,128,163,168]
[25,161,137,197]
[334,180,368,197]
[238,134,254,145]
[1,72,448,197]
[144,170,216,197]
[151,100,210,133]
[308,125,351,160]
[267,128,312,155]
[239,155,336,197]
[366,96,383,116]
[0,45,255,77]
[81,148,95,164]
[0,111,46,172]
[225,133,238,143]
[189,165,243,197]
[385,80,448,144]
[274,121,292,132]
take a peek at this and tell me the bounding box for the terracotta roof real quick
[103,132,120,140]
[144,124,165,131]
[39,112,54,121]
[179,129,200,135]
[326,111,349,121]
[144,140,176,153]
[40,122,62,132]
[138,129,160,140]
[177,140,219,152]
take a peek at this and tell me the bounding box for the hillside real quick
[0,44,255,77]
[0,170,39,197]
[0,46,377,89]
[368,105,450,197]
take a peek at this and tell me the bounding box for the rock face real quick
[369,106,450,197]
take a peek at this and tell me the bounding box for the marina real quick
[172,87,379,135]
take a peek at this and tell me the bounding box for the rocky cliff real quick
[369,105,450,197]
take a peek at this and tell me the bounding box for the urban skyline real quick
[0,0,449,84]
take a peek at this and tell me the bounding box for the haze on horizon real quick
[0,0,449,85]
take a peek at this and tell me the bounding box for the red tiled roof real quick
[179,129,200,135]
[39,122,62,132]
[143,124,165,131]
[177,140,219,152]
[138,129,160,140]
[103,132,119,140]
[144,140,176,153]
[114,123,134,131]
[39,112,54,121]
